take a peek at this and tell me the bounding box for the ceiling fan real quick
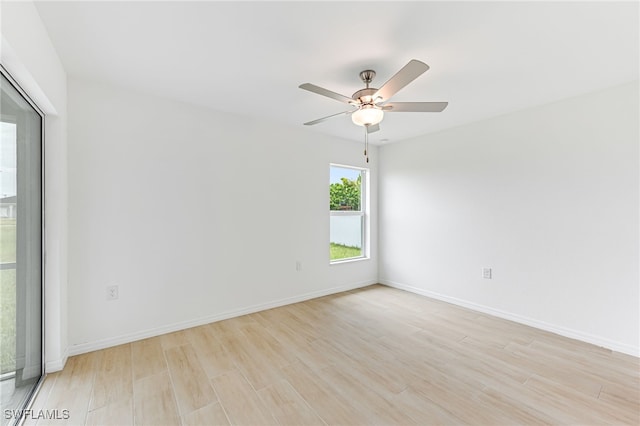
[299,59,448,161]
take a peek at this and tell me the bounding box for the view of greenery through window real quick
[0,218,16,373]
[330,175,361,211]
[330,165,364,261]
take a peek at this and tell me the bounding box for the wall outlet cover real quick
[106,285,119,300]
[482,268,492,279]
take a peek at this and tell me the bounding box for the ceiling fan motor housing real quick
[352,87,378,104]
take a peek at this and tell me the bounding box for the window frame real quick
[329,163,368,264]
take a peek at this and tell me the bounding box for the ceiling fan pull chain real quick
[364,126,367,156]
[364,126,369,163]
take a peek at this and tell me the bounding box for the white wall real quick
[379,81,639,356]
[67,78,377,352]
[1,1,69,371]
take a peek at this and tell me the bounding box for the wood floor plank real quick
[319,365,418,425]
[528,338,640,386]
[240,323,298,368]
[599,381,640,413]
[133,371,180,426]
[209,315,258,335]
[409,377,516,425]
[476,386,557,425]
[504,341,606,398]
[256,379,325,426]
[378,329,464,369]
[85,398,133,426]
[250,308,308,332]
[392,388,467,425]
[612,349,640,367]
[159,329,191,350]
[267,324,331,368]
[89,344,133,410]
[164,343,217,416]
[262,319,316,352]
[479,370,596,424]
[51,351,100,394]
[186,325,236,379]
[131,337,167,381]
[211,370,276,425]
[305,337,358,369]
[315,338,417,396]
[214,327,282,390]
[525,374,639,424]
[181,402,230,426]
[281,362,369,425]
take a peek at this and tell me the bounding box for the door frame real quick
[0,63,46,415]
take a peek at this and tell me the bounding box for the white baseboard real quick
[45,347,68,373]
[68,280,376,357]
[381,279,639,358]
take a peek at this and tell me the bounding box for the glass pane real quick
[330,215,363,260]
[330,165,362,211]
[1,72,42,425]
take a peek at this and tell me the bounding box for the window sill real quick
[330,256,369,265]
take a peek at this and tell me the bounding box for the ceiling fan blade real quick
[303,109,355,126]
[299,83,356,104]
[373,60,430,102]
[382,102,448,112]
[366,123,380,133]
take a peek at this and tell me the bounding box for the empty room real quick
[0,1,638,425]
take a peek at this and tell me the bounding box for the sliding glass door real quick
[0,68,43,425]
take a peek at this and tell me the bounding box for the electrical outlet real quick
[106,285,119,300]
[482,268,492,279]
[296,261,302,272]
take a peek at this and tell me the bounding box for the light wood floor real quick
[26,285,639,425]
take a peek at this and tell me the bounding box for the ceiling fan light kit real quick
[352,105,384,126]
[299,59,448,161]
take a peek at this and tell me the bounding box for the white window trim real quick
[329,164,369,264]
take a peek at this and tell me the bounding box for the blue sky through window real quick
[330,165,361,184]
[0,122,17,198]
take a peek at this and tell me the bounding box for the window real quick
[330,164,367,262]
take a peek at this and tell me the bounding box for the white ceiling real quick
[34,1,639,144]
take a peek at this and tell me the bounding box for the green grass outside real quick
[330,243,362,261]
[0,218,16,373]
[1,269,16,373]
[1,218,16,263]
